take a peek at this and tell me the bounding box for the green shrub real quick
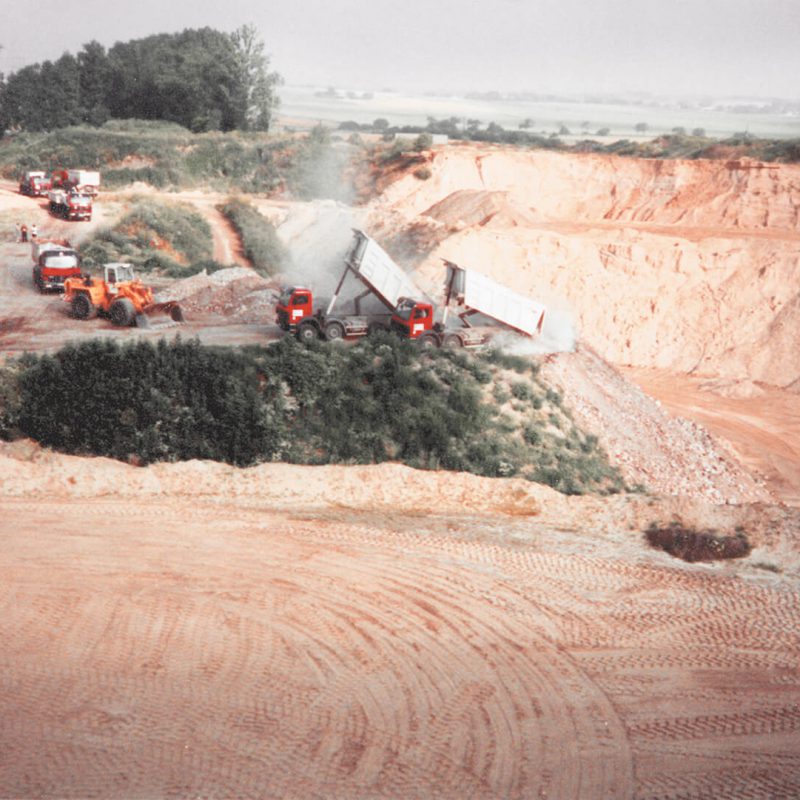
[510,381,534,401]
[80,198,213,274]
[218,198,289,276]
[4,335,627,495]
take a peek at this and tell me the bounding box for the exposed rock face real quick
[369,147,800,388]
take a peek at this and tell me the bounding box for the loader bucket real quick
[140,301,185,326]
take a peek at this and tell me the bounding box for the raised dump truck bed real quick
[442,260,546,337]
[327,229,428,315]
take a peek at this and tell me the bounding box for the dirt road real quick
[1,448,798,799]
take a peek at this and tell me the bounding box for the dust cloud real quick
[491,306,577,356]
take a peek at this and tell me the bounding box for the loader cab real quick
[276,286,314,330]
[390,297,435,339]
[105,263,135,287]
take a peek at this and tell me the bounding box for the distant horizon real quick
[281,83,800,106]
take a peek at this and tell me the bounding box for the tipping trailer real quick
[66,169,100,196]
[390,260,546,348]
[276,229,427,342]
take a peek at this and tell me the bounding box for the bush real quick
[645,522,752,562]
[218,198,289,276]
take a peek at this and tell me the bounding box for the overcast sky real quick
[0,0,797,99]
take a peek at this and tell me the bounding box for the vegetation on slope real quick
[0,336,626,496]
[0,120,355,197]
[80,198,215,276]
[218,198,290,277]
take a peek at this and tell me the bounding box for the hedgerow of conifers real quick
[0,335,628,495]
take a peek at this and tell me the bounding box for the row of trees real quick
[0,26,281,133]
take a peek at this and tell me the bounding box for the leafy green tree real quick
[414,132,433,151]
[230,24,282,131]
[77,41,112,125]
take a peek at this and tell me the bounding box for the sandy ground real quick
[1,444,799,799]
[1,149,800,798]
[625,368,800,508]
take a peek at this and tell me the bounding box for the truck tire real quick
[367,321,388,337]
[324,321,345,342]
[33,268,45,293]
[443,333,463,348]
[110,298,136,327]
[71,293,96,320]
[296,322,319,344]
[418,332,439,349]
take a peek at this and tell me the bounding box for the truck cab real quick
[33,247,82,292]
[276,287,314,331]
[390,297,436,339]
[19,172,51,196]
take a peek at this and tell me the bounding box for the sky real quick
[0,0,797,99]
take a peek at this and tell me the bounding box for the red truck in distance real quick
[19,171,52,196]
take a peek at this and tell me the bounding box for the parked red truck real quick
[19,171,52,196]
[31,241,82,292]
[47,188,92,221]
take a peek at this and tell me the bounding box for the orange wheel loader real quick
[63,263,184,328]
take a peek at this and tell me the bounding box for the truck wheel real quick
[71,293,95,320]
[110,298,136,327]
[418,333,439,349]
[296,322,319,344]
[443,334,463,348]
[33,269,45,293]
[324,321,345,342]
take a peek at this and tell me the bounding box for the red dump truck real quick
[277,230,546,347]
[47,188,92,221]
[19,171,52,196]
[277,229,428,343]
[31,241,82,292]
[389,260,547,347]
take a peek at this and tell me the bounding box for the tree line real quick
[0,26,281,134]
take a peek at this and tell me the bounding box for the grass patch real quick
[80,198,213,276]
[218,198,290,276]
[645,521,752,562]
